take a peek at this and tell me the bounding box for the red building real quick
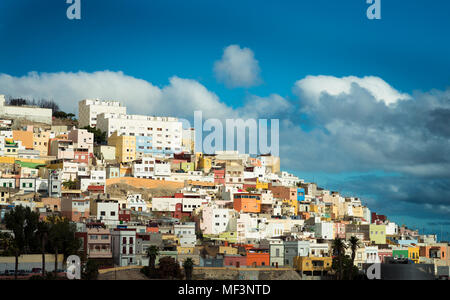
[119,208,131,223]
[246,249,270,267]
[74,148,91,163]
[214,169,225,185]
[172,202,192,219]
[224,254,247,267]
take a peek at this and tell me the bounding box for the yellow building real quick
[197,153,212,173]
[33,131,50,156]
[369,224,386,245]
[177,246,196,254]
[0,188,11,204]
[408,246,420,264]
[4,139,19,157]
[219,246,238,255]
[352,206,364,218]
[284,198,298,216]
[108,132,136,163]
[255,178,269,190]
[293,256,333,275]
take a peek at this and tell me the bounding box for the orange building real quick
[12,130,34,149]
[233,193,261,213]
[246,249,270,267]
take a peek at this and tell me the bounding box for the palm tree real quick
[331,238,347,280]
[348,236,360,280]
[37,221,49,276]
[4,206,39,280]
[183,258,194,280]
[146,246,159,269]
[47,216,81,278]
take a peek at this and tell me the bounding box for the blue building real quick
[297,188,305,201]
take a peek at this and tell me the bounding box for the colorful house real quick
[246,249,270,267]
[369,224,386,244]
[408,246,420,263]
[224,254,247,268]
[233,193,261,213]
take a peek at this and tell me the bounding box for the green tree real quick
[47,216,82,277]
[246,187,256,193]
[37,221,50,277]
[331,238,347,280]
[82,259,99,280]
[0,232,14,256]
[183,258,194,280]
[158,256,182,279]
[348,236,360,279]
[62,179,78,190]
[82,126,107,145]
[4,206,40,279]
[146,245,159,269]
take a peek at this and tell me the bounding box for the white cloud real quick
[0,71,236,120]
[214,45,262,88]
[238,94,292,119]
[294,75,410,105]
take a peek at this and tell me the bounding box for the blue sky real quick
[0,0,449,240]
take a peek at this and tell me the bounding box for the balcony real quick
[88,249,112,259]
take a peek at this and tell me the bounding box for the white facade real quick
[112,229,137,266]
[96,112,183,155]
[78,99,126,128]
[0,95,52,124]
[174,223,197,247]
[127,193,147,212]
[314,222,334,240]
[365,246,380,263]
[385,222,399,236]
[97,201,119,225]
[132,156,155,178]
[154,161,171,177]
[200,205,232,235]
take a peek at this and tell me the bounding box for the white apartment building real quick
[151,197,204,213]
[112,229,137,266]
[96,113,183,156]
[132,156,155,178]
[174,222,197,247]
[127,193,147,212]
[200,205,233,235]
[95,200,119,226]
[78,99,126,128]
[314,222,334,240]
[80,167,106,191]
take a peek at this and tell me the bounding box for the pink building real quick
[41,197,61,212]
[86,223,113,262]
[378,249,393,263]
[74,148,91,164]
[61,197,90,222]
[68,128,94,154]
[49,139,75,160]
[333,222,346,239]
[224,254,247,267]
[214,169,226,185]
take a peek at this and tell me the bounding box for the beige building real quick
[78,99,126,128]
[33,130,51,156]
[108,131,136,163]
